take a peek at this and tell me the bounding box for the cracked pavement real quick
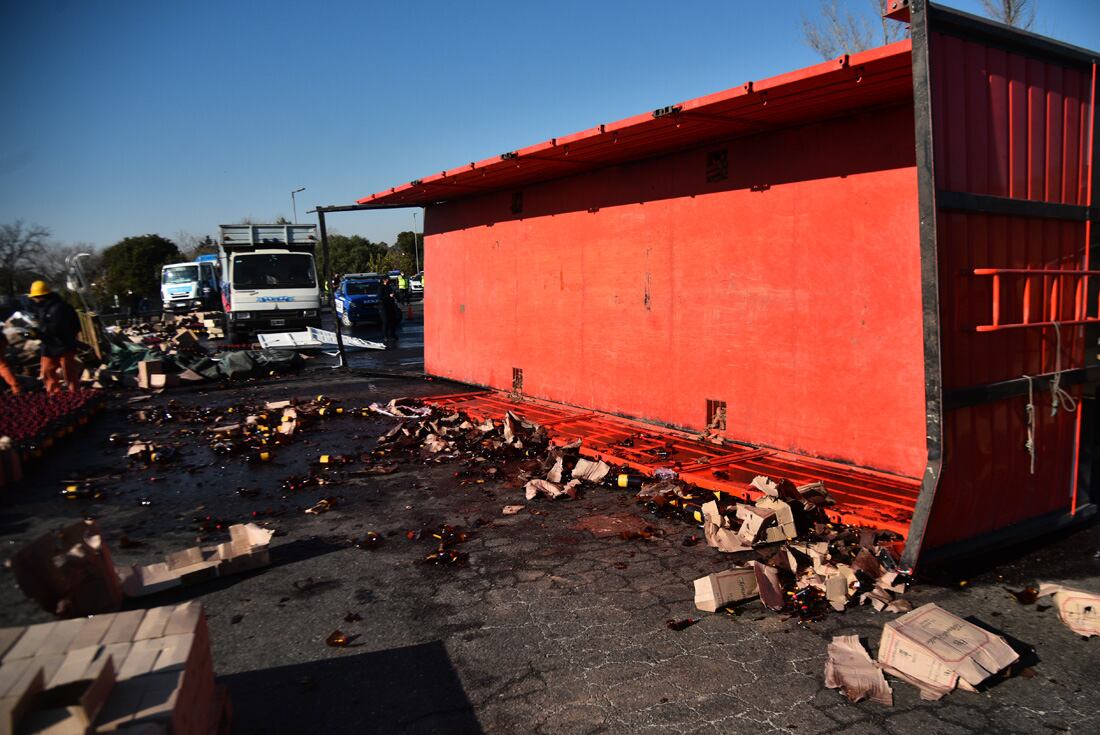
[1,369,1098,734]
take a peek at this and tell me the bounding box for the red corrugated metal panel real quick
[921,28,1096,551]
[358,41,913,208]
[424,101,927,479]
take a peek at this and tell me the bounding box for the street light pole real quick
[412,211,420,274]
[291,187,306,223]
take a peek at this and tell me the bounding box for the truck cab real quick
[217,225,322,342]
[160,260,221,314]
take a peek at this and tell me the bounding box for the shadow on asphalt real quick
[916,516,1100,588]
[220,641,484,735]
[117,536,351,610]
[965,616,1042,689]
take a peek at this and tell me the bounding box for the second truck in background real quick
[218,224,322,343]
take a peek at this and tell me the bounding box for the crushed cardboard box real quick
[700,500,752,553]
[571,458,611,483]
[693,567,759,612]
[1037,582,1100,637]
[525,478,579,501]
[877,603,1018,700]
[824,635,893,706]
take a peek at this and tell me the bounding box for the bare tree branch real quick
[980,0,1037,29]
[0,220,51,297]
[30,242,99,289]
[802,0,908,60]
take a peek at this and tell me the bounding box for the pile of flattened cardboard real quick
[824,602,1020,705]
[0,601,227,734]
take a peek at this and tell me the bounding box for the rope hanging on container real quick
[1049,322,1078,416]
[1024,375,1036,475]
[1021,323,1079,475]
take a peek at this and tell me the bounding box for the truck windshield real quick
[232,254,316,290]
[163,265,198,284]
[344,280,378,295]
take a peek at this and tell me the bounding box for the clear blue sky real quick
[1,0,1097,251]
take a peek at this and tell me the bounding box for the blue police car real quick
[334,273,384,327]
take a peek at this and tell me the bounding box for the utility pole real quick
[412,211,421,274]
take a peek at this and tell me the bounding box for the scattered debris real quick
[502,505,525,515]
[10,519,123,616]
[525,478,579,501]
[753,561,787,612]
[1037,583,1100,637]
[694,567,759,612]
[825,635,893,706]
[571,458,611,483]
[1007,586,1040,605]
[701,500,752,553]
[325,630,358,647]
[355,532,383,550]
[304,497,337,515]
[665,618,699,631]
[877,603,1019,700]
[119,523,274,597]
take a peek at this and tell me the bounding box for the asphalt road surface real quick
[1,333,1098,734]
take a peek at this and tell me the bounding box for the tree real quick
[100,234,182,298]
[391,231,423,274]
[30,242,97,287]
[980,0,1036,29]
[176,232,217,260]
[802,0,907,59]
[0,220,51,297]
[317,234,389,278]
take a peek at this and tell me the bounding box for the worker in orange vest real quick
[0,301,19,394]
[28,281,82,393]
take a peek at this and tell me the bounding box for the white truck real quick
[217,224,322,343]
[160,258,221,315]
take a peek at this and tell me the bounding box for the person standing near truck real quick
[377,275,399,347]
[28,281,82,393]
[398,272,409,304]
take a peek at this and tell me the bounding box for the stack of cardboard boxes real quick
[119,523,274,597]
[0,602,228,734]
[136,361,178,391]
[196,314,224,341]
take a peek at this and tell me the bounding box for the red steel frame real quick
[354,0,1098,568]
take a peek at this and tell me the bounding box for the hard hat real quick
[28,280,50,297]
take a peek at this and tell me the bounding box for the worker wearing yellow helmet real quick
[27,280,83,393]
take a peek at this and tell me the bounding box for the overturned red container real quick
[356,0,1099,569]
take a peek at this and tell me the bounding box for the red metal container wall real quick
[424,103,928,478]
[923,31,1095,550]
